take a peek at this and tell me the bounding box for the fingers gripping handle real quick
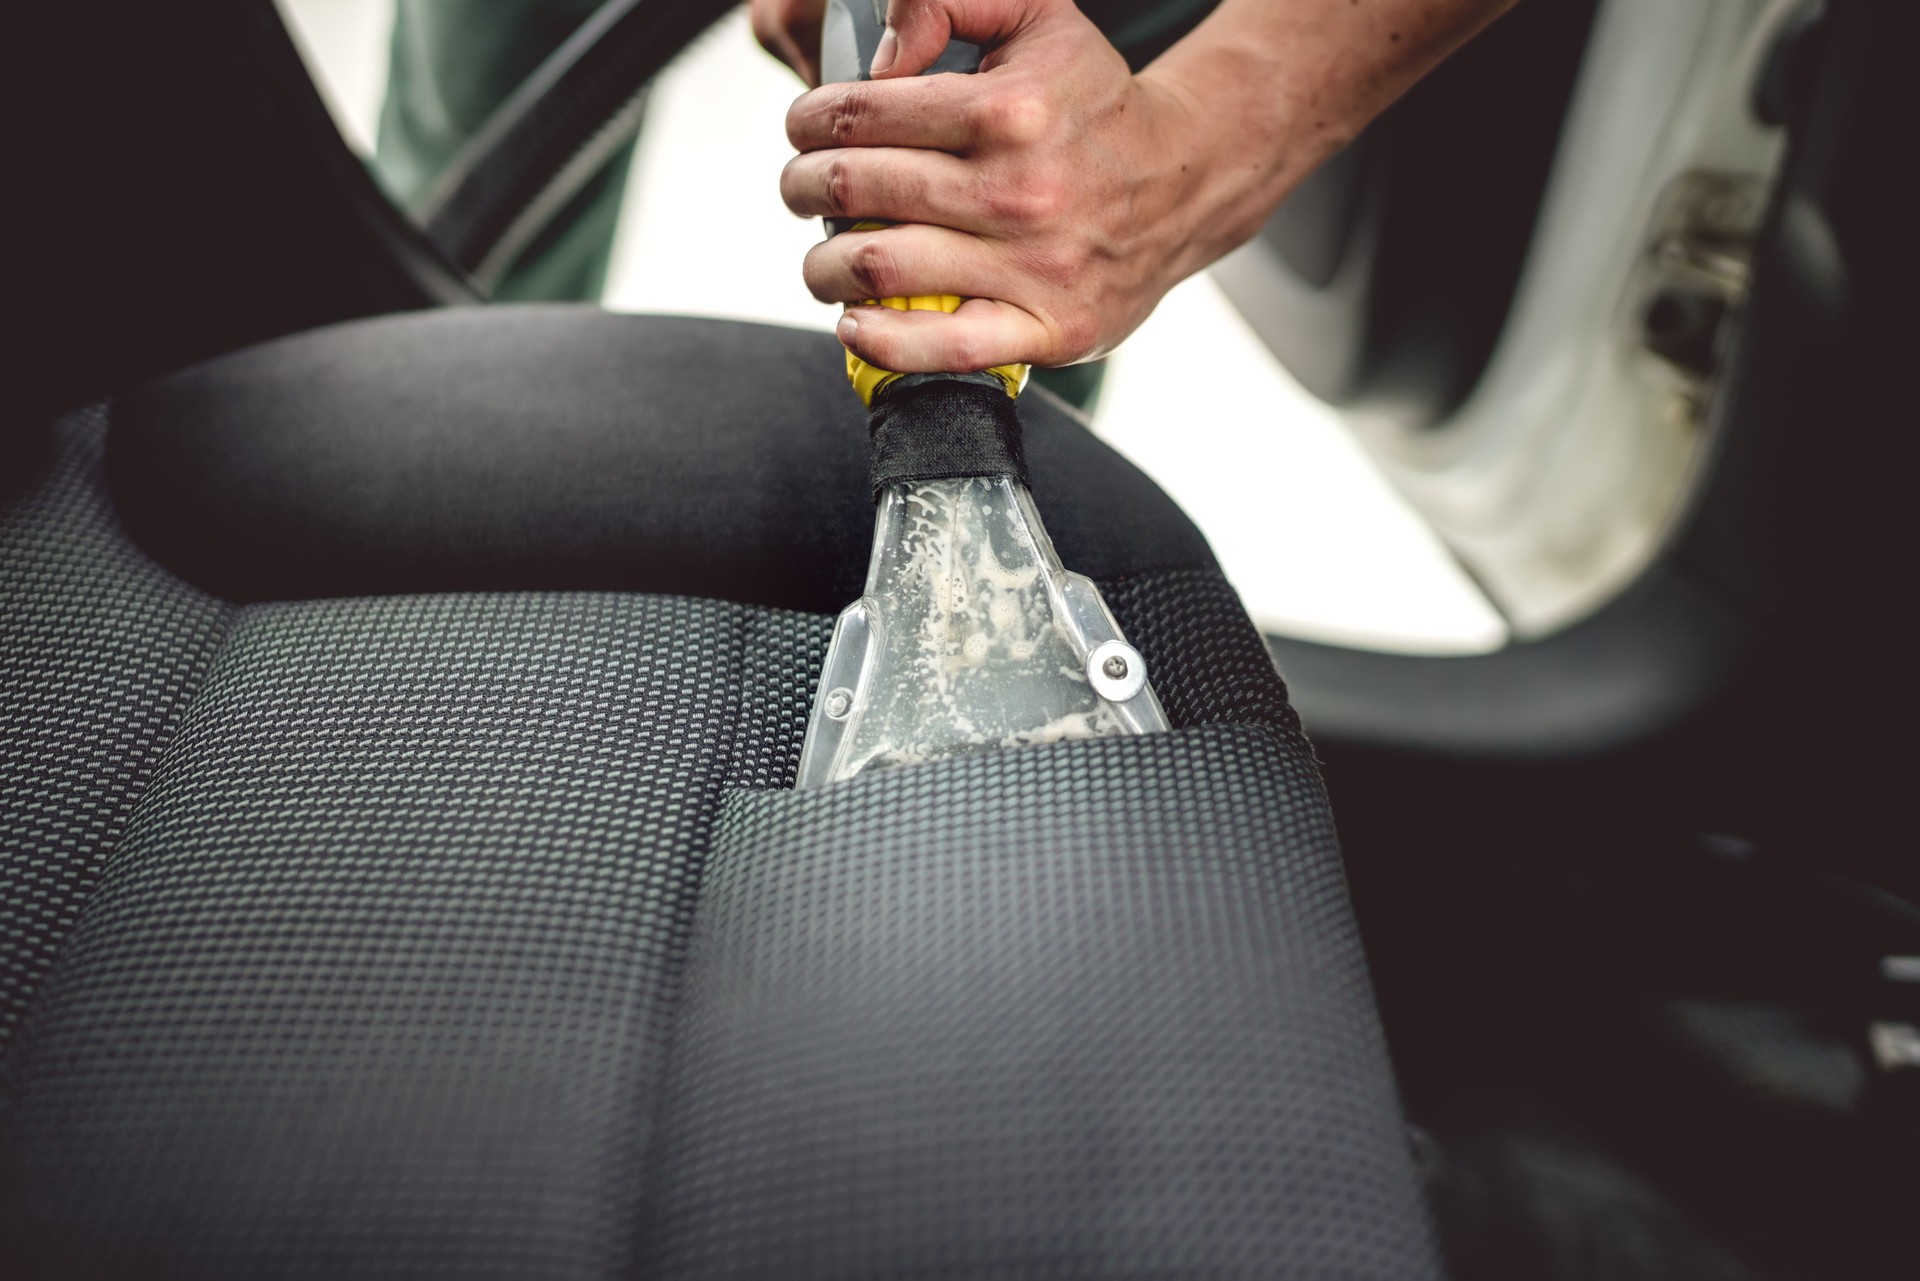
[820,0,1026,408]
[820,0,984,99]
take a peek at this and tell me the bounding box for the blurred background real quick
[275,0,1508,656]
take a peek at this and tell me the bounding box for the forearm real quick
[1141,0,1519,273]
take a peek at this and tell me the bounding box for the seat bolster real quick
[109,307,1217,612]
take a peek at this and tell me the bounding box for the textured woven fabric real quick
[1103,567,1302,736]
[109,310,1216,614]
[0,591,829,1278]
[0,407,233,1051]
[642,725,1442,1279]
[2,390,1427,1277]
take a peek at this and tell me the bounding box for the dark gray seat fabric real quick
[0,310,1441,1278]
[645,726,1429,1278]
[105,307,1215,612]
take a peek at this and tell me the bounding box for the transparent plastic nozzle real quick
[796,475,1169,788]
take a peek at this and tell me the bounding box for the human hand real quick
[749,0,828,88]
[779,0,1518,375]
[780,0,1242,375]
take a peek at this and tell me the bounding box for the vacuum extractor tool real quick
[796,0,1169,788]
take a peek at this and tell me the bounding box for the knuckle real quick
[946,331,990,372]
[1023,179,1068,225]
[978,88,1052,146]
[1030,179,1069,222]
[831,84,874,144]
[989,177,1066,228]
[848,238,900,297]
[824,155,854,217]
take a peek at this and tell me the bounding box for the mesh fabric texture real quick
[0,589,828,1278]
[1,410,832,1276]
[1104,567,1303,734]
[0,406,233,1049]
[642,724,1441,1278]
[1,399,1436,1277]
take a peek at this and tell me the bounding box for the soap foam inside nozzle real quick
[798,475,1166,786]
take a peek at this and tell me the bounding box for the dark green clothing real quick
[376,0,632,301]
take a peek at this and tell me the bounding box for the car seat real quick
[0,2,1443,1275]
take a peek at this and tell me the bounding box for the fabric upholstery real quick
[0,405,234,1050]
[642,724,1438,1278]
[1,310,1437,1278]
[1,581,827,1278]
[108,309,1215,613]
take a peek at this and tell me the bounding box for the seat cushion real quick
[643,725,1433,1278]
[0,310,1440,1278]
[3,575,825,1276]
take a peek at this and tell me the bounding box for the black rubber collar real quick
[868,377,1028,498]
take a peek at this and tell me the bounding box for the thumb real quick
[871,0,1048,78]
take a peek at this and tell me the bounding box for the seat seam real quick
[0,404,246,1082]
[617,603,763,1271]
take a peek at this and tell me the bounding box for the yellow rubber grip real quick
[839,226,1029,408]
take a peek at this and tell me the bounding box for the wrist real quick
[1137,0,1516,273]
[1134,51,1327,275]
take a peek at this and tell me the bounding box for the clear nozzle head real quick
[797,475,1167,787]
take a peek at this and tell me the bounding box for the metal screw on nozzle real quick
[824,687,854,721]
[1087,641,1148,702]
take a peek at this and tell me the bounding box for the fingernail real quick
[871,26,898,74]
[838,313,859,344]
